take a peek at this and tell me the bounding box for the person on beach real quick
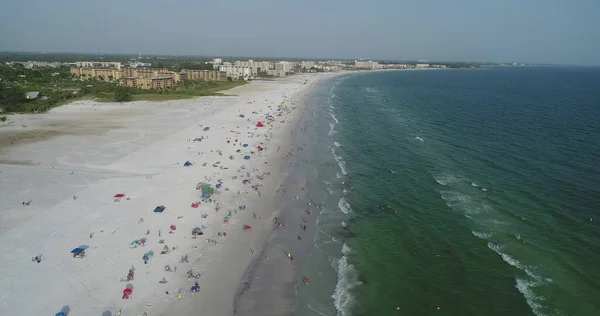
[304,277,310,285]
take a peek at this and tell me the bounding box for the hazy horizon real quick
[1,0,599,65]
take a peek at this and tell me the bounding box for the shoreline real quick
[0,73,339,316]
[232,79,323,316]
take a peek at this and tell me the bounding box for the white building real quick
[217,65,251,80]
[235,60,253,67]
[274,61,292,72]
[212,58,222,64]
[75,61,122,70]
[301,61,315,69]
[266,69,287,77]
[129,62,152,68]
[251,61,272,75]
[355,60,379,69]
[415,64,430,68]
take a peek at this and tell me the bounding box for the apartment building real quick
[122,67,171,79]
[301,61,315,69]
[71,64,228,88]
[75,61,122,70]
[228,60,273,76]
[355,61,380,69]
[122,77,174,90]
[184,69,228,81]
[217,65,251,80]
[70,67,122,81]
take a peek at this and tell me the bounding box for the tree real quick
[0,116,6,123]
[114,86,133,102]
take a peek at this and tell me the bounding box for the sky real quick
[1,0,599,65]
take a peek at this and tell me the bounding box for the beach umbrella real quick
[193,227,202,233]
[123,288,132,296]
[170,225,176,231]
[56,313,66,316]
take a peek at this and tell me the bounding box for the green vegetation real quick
[0,62,246,113]
[114,86,133,102]
[95,80,247,102]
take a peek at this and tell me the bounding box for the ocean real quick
[290,67,600,316]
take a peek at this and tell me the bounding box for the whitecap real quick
[330,112,339,124]
[471,231,492,239]
[487,242,538,279]
[516,278,547,316]
[334,141,341,147]
[338,197,352,214]
[331,148,348,175]
[439,190,488,215]
[332,243,361,316]
[471,182,479,187]
[434,173,459,186]
[415,136,425,142]
[328,123,336,136]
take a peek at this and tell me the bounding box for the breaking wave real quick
[331,147,348,175]
[487,242,553,316]
[439,190,489,215]
[332,243,361,316]
[471,231,493,239]
[433,172,459,186]
[338,197,352,214]
[329,122,336,136]
[330,112,339,124]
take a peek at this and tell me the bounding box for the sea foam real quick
[471,231,493,239]
[332,243,361,316]
[338,197,352,214]
[331,147,348,175]
[516,278,547,316]
[328,123,336,136]
[434,172,459,186]
[487,242,551,316]
[330,112,339,124]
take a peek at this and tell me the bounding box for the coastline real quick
[231,78,323,316]
[0,73,337,316]
[233,71,356,316]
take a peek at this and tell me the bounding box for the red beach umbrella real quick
[123,288,132,296]
[170,225,176,231]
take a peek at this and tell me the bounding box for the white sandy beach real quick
[0,73,332,316]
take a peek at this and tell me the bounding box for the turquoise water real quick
[295,67,600,316]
